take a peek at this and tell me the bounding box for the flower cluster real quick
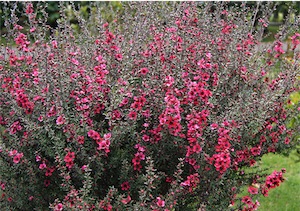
[8,149,24,164]
[262,170,285,197]
[64,151,75,169]
[180,173,200,192]
[132,144,146,171]
[87,130,111,154]
[241,196,260,211]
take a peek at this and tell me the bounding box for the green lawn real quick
[257,150,300,211]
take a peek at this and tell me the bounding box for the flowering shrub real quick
[0,2,299,211]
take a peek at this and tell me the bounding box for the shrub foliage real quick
[0,2,299,211]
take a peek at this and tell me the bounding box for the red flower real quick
[140,67,149,75]
[66,161,74,169]
[166,177,173,183]
[64,152,75,163]
[121,181,130,191]
[77,136,85,145]
[250,146,261,156]
[248,186,258,195]
[132,157,142,171]
[241,195,252,205]
[45,167,55,177]
[97,139,111,154]
[128,111,137,120]
[284,137,290,144]
[115,53,123,61]
[44,180,50,187]
[87,130,101,141]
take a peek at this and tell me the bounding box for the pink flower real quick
[66,161,74,169]
[10,121,23,135]
[51,40,58,49]
[9,149,18,157]
[77,136,85,145]
[241,196,253,207]
[104,133,111,140]
[45,167,55,177]
[266,124,273,131]
[248,186,258,195]
[97,140,111,153]
[36,155,41,162]
[56,115,65,125]
[140,67,149,75]
[284,137,290,144]
[128,111,137,120]
[165,75,174,87]
[25,3,34,14]
[121,181,130,191]
[121,195,131,204]
[142,134,150,142]
[13,156,21,163]
[55,203,63,211]
[44,180,50,187]
[13,153,23,164]
[115,53,123,61]
[64,152,75,163]
[38,116,43,122]
[47,105,57,117]
[156,197,165,207]
[0,182,5,190]
[250,146,261,156]
[64,152,75,169]
[39,162,47,170]
[132,157,142,171]
[112,109,122,120]
[87,130,101,141]
[81,165,87,172]
[210,123,218,130]
[71,58,79,66]
[103,22,109,28]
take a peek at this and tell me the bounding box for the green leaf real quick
[290,92,300,105]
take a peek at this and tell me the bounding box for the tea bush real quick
[0,2,299,211]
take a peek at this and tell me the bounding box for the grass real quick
[256,150,300,211]
[234,149,300,211]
